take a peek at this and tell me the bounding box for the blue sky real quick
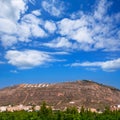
[0,0,120,88]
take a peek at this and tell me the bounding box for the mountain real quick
[0,80,120,110]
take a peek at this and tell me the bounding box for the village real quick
[0,104,39,112]
[0,104,120,113]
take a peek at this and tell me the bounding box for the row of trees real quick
[0,102,120,120]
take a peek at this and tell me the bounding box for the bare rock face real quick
[0,80,120,109]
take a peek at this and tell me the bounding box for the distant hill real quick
[0,80,120,109]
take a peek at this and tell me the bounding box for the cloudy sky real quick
[0,0,120,88]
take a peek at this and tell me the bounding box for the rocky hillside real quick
[0,80,120,109]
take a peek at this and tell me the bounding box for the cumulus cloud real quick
[0,35,17,47]
[5,50,54,69]
[93,0,112,20]
[56,0,120,51]
[32,10,41,16]
[0,0,27,21]
[44,21,56,33]
[71,58,120,72]
[0,0,48,47]
[21,13,41,25]
[1,0,119,52]
[0,0,27,47]
[44,37,72,48]
[0,18,17,34]
[18,13,47,39]
[41,0,64,17]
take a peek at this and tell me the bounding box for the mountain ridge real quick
[0,80,120,110]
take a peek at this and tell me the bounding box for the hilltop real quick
[0,80,120,110]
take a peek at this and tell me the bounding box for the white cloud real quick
[41,0,64,17]
[0,0,48,47]
[48,51,69,55]
[57,17,95,50]
[58,18,87,36]
[0,0,119,55]
[17,22,31,42]
[44,37,72,48]
[20,14,47,38]
[5,50,54,69]
[16,14,47,42]
[32,10,41,16]
[0,0,27,21]
[71,58,120,72]
[0,0,28,47]
[57,17,95,49]
[56,0,120,51]
[44,21,56,33]
[1,35,17,47]
[0,18,17,34]
[21,13,42,25]
[70,27,93,43]
[94,0,111,20]
[31,24,47,38]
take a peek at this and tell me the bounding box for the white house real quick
[0,106,7,112]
